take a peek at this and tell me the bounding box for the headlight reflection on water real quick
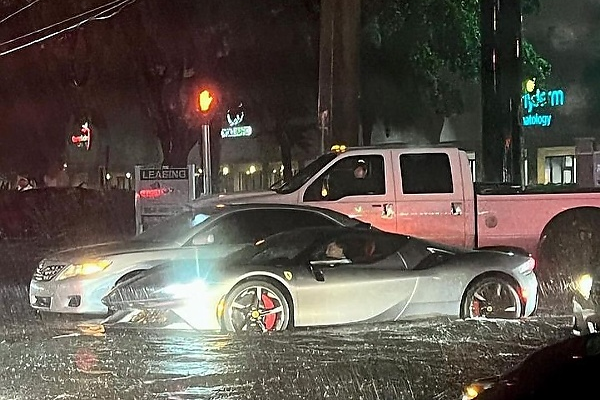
[144,334,233,397]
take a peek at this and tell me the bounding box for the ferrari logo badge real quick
[283,271,293,281]
[354,205,363,214]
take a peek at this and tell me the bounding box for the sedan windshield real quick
[270,152,337,194]
[131,212,211,244]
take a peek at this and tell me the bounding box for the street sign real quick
[134,165,197,234]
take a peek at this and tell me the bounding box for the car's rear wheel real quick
[221,280,291,333]
[461,276,522,319]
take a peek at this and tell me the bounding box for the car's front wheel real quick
[221,280,291,333]
[461,276,522,319]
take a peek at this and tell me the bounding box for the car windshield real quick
[270,152,337,194]
[225,229,326,266]
[130,211,212,244]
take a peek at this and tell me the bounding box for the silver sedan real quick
[29,203,369,316]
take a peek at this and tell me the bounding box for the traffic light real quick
[199,89,214,113]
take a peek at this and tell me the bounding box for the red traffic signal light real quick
[199,90,214,113]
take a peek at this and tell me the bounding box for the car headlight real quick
[462,378,497,400]
[575,274,593,300]
[55,260,113,281]
[157,280,207,298]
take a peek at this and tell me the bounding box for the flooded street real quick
[0,284,572,400]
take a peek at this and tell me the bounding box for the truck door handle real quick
[451,202,462,216]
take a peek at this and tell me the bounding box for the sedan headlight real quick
[575,274,593,300]
[55,260,113,281]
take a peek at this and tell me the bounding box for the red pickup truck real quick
[194,145,600,270]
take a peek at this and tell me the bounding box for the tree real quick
[201,0,321,180]
[359,0,551,146]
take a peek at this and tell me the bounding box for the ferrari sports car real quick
[101,226,538,333]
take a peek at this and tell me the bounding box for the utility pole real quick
[318,0,361,151]
[480,0,523,184]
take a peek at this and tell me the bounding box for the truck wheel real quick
[461,276,522,319]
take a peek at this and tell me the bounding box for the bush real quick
[0,188,135,242]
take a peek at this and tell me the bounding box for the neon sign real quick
[221,104,252,138]
[71,122,92,150]
[521,79,566,128]
[138,187,174,199]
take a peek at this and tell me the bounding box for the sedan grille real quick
[33,263,67,281]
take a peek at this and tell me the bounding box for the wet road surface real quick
[0,284,573,400]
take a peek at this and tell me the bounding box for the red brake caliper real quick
[471,300,480,317]
[261,293,276,330]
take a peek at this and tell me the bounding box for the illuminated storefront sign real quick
[221,105,252,138]
[71,122,92,150]
[521,79,566,128]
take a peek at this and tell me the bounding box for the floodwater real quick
[0,284,572,400]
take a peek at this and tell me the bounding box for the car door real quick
[300,152,397,233]
[295,232,419,326]
[392,149,468,247]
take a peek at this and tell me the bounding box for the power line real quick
[0,0,44,25]
[0,0,131,48]
[0,0,136,56]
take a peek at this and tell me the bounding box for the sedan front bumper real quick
[29,277,112,315]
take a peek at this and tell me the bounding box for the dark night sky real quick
[522,0,600,147]
[2,0,600,178]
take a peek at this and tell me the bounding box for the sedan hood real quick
[189,190,291,208]
[44,240,176,263]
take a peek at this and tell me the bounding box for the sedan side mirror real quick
[192,233,214,246]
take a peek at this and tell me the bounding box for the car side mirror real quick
[321,175,330,198]
[192,233,214,246]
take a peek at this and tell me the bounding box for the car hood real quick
[188,190,291,208]
[43,240,177,263]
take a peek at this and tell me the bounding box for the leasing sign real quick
[134,165,197,233]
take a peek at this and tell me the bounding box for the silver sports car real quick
[102,226,538,332]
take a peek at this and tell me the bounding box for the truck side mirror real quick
[321,175,330,198]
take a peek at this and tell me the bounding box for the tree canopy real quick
[0,0,551,178]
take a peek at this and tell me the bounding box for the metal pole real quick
[201,123,212,194]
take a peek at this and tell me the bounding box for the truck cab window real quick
[304,155,386,201]
[400,153,453,194]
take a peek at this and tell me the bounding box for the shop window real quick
[545,155,576,184]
